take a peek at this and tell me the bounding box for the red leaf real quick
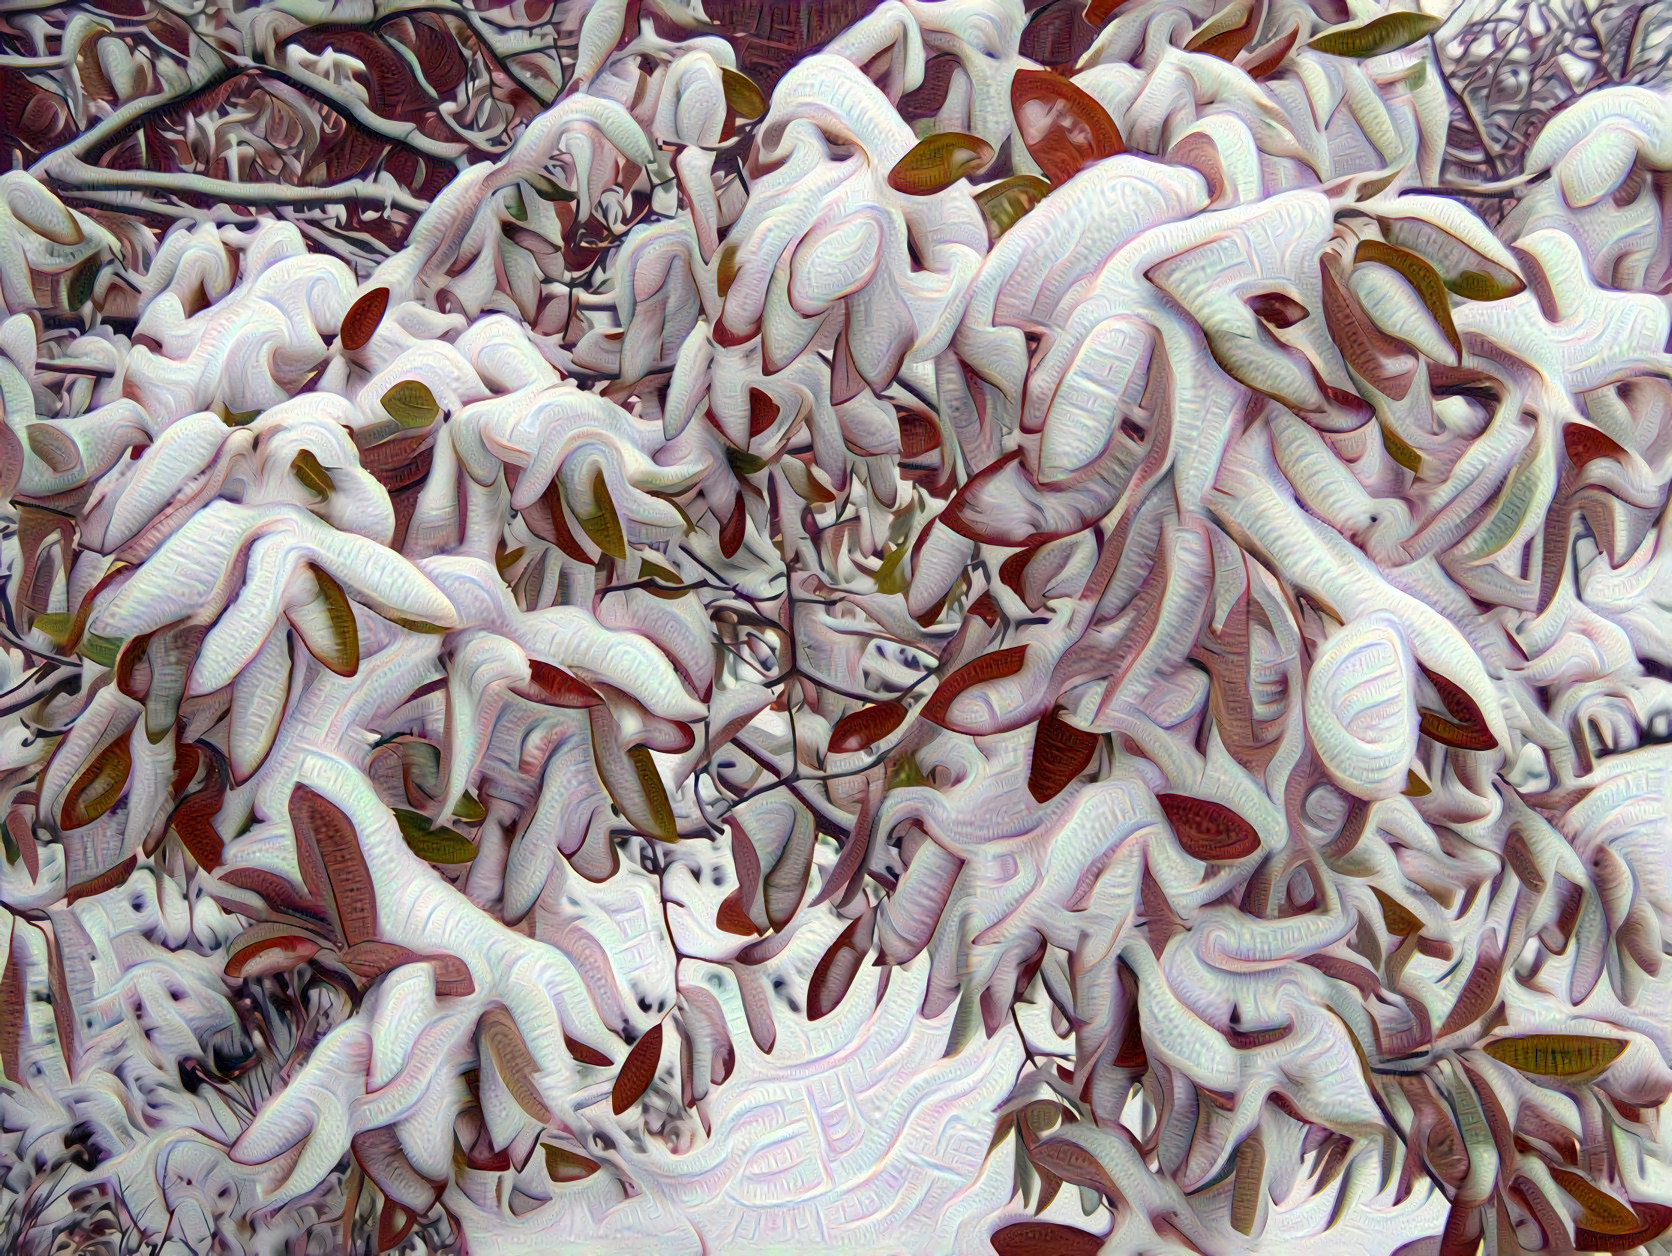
[1010,69,1124,186]
[828,701,908,754]
[169,745,226,869]
[612,1020,663,1114]
[807,912,872,1021]
[6,807,38,881]
[991,1221,1106,1256]
[922,646,1029,727]
[716,888,759,936]
[0,929,24,1083]
[1565,424,1626,469]
[565,1033,613,1067]
[340,287,390,352]
[1156,793,1260,861]
[65,855,137,905]
[517,661,603,708]
[748,388,777,438]
[376,1199,416,1253]
[1028,708,1098,803]
[225,925,323,979]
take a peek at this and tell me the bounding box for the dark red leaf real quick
[66,855,137,905]
[1156,793,1260,861]
[922,646,1029,727]
[612,1020,663,1114]
[991,1221,1106,1256]
[807,912,871,1021]
[340,287,390,352]
[1565,425,1626,469]
[828,701,908,754]
[716,888,759,936]
[1028,708,1098,802]
[565,1033,613,1067]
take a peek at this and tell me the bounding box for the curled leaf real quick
[975,175,1051,239]
[828,701,908,754]
[888,132,995,195]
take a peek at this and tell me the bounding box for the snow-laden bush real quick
[1,1,1672,1254]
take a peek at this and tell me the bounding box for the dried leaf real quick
[289,784,378,949]
[480,1004,553,1123]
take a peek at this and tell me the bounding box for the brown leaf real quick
[479,1004,553,1123]
[544,1143,602,1182]
[61,735,133,831]
[612,1020,663,1114]
[1573,1201,1672,1251]
[991,1221,1105,1256]
[1564,424,1626,470]
[289,784,378,949]
[1010,69,1124,186]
